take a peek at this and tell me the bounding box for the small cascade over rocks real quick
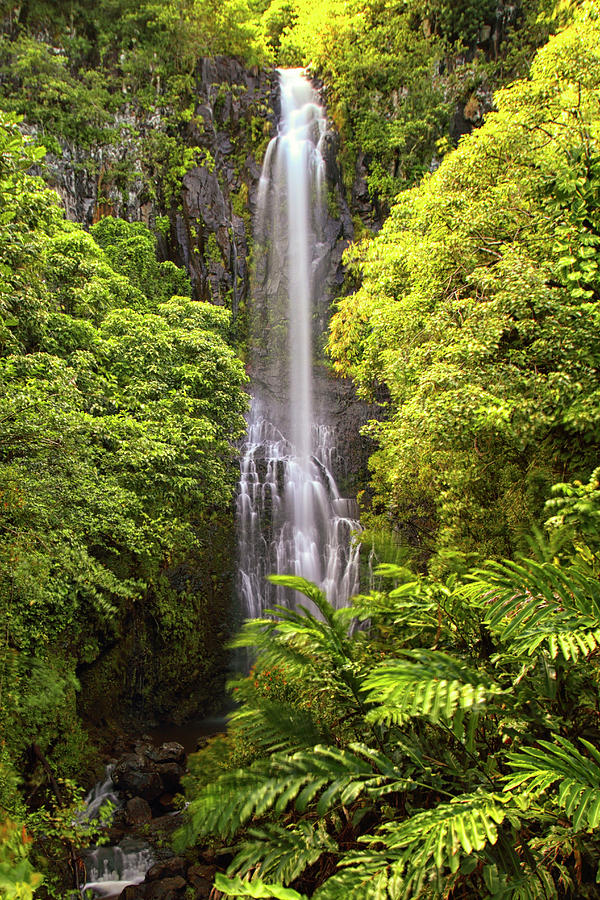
[237,68,360,617]
[82,838,154,899]
[78,741,186,899]
[79,764,122,822]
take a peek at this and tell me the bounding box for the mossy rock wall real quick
[77,515,237,728]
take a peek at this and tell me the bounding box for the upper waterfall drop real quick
[237,68,360,619]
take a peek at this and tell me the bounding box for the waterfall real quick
[237,68,360,617]
[82,839,154,898]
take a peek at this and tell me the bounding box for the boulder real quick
[112,754,163,802]
[187,862,215,881]
[187,861,215,897]
[145,742,185,766]
[125,797,152,826]
[155,762,184,793]
[144,876,187,899]
[189,877,212,898]
[119,886,146,899]
[146,857,186,881]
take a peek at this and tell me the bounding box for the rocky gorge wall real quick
[38,58,278,315]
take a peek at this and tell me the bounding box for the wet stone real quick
[144,876,187,899]
[112,754,163,802]
[187,862,215,880]
[189,878,212,898]
[125,797,152,826]
[145,742,186,765]
[155,762,184,793]
[146,857,186,881]
[119,886,147,899]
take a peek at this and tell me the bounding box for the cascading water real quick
[81,839,154,899]
[78,765,121,822]
[237,69,360,617]
[78,767,154,899]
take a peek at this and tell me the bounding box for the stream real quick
[78,717,226,899]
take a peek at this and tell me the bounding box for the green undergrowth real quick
[0,112,248,895]
[177,472,600,898]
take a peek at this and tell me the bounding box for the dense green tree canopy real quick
[257,0,562,201]
[328,6,600,569]
[0,114,247,816]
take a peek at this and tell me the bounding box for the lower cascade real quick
[237,68,360,617]
[79,768,154,899]
[82,839,154,899]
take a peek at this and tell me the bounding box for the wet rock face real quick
[175,57,279,314]
[36,57,370,325]
[118,852,218,899]
[37,57,279,318]
[125,796,153,826]
[111,742,185,811]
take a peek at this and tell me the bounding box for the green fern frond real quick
[267,574,331,614]
[230,700,327,753]
[376,791,508,867]
[482,859,559,900]
[174,743,412,847]
[471,555,600,623]
[230,578,366,722]
[215,873,308,899]
[352,583,439,636]
[265,576,356,658]
[505,734,600,829]
[229,618,317,679]
[464,556,600,660]
[228,821,337,885]
[230,577,357,669]
[313,858,396,900]
[362,649,502,725]
[314,793,511,900]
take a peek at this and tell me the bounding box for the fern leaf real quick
[267,574,331,616]
[315,793,509,900]
[482,860,559,900]
[230,577,360,697]
[215,873,308,899]
[313,858,395,900]
[375,791,507,864]
[505,735,600,829]
[175,743,410,846]
[228,821,336,886]
[363,649,502,725]
[465,555,600,660]
[230,701,326,754]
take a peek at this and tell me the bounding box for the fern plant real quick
[178,539,600,899]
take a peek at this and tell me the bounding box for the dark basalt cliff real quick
[38,58,278,315]
[37,57,372,323]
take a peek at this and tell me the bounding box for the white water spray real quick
[237,69,360,617]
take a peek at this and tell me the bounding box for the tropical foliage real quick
[0,112,247,866]
[258,0,563,202]
[328,5,600,568]
[0,0,565,215]
[2,0,600,897]
[177,496,600,897]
